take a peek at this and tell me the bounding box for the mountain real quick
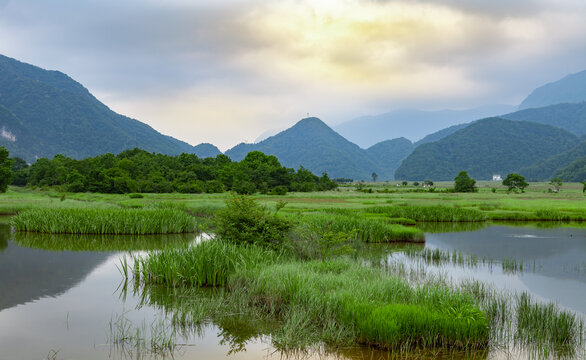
[0,54,216,162]
[502,102,586,137]
[365,138,414,180]
[519,70,586,110]
[413,123,470,147]
[192,143,222,158]
[225,117,382,180]
[333,105,516,148]
[518,140,586,181]
[394,118,579,181]
[552,156,586,182]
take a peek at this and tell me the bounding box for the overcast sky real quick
[1,0,586,150]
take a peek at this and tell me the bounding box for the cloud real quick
[1,0,586,149]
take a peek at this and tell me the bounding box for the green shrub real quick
[128,193,144,199]
[214,195,293,249]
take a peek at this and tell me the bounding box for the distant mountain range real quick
[519,70,586,110]
[0,55,220,162]
[394,118,580,181]
[333,105,517,149]
[1,53,584,182]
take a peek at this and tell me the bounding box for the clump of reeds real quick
[11,208,197,234]
[403,247,479,268]
[302,213,425,243]
[367,205,487,222]
[129,239,283,287]
[515,292,584,356]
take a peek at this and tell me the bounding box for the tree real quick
[550,177,563,192]
[454,171,477,192]
[0,147,13,193]
[581,181,586,193]
[502,173,529,193]
[371,172,378,182]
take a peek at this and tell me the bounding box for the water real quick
[0,222,585,359]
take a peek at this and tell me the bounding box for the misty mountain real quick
[365,138,414,180]
[333,105,516,148]
[518,140,586,181]
[413,123,470,147]
[192,143,222,158]
[502,102,586,137]
[0,54,219,162]
[225,117,382,180]
[519,70,586,110]
[394,118,579,181]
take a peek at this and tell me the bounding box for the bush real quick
[271,185,288,195]
[214,195,293,249]
[454,171,477,193]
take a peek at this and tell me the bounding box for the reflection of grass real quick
[107,312,176,358]
[13,232,192,251]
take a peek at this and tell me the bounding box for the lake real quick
[0,221,584,359]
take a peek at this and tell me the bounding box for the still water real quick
[0,222,585,359]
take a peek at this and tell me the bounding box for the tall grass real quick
[11,208,197,234]
[234,258,489,350]
[367,205,487,222]
[302,213,424,243]
[129,239,284,287]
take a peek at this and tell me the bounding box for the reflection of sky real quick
[422,225,586,315]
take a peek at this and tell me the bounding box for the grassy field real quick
[1,182,584,222]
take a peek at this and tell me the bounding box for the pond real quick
[0,221,584,359]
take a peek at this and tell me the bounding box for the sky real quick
[1,0,586,151]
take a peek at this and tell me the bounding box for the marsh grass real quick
[129,239,284,287]
[302,213,424,243]
[11,208,197,234]
[367,205,487,222]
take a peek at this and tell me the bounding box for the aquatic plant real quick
[302,213,424,243]
[11,208,197,234]
[367,205,487,222]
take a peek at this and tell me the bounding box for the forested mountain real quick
[333,105,515,148]
[192,143,222,158]
[365,138,414,180]
[413,123,470,147]
[226,117,382,180]
[518,140,586,181]
[0,54,215,162]
[519,70,586,110]
[502,102,586,137]
[553,156,586,182]
[394,118,579,181]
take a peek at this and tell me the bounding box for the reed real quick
[367,205,487,222]
[130,239,284,287]
[302,213,424,243]
[11,208,197,234]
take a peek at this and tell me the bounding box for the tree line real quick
[3,147,338,194]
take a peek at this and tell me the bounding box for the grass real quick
[367,205,487,222]
[11,208,198,234]
[131,239,284,287]
[300,213,425,243]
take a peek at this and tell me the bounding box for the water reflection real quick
[0,224,111,311]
